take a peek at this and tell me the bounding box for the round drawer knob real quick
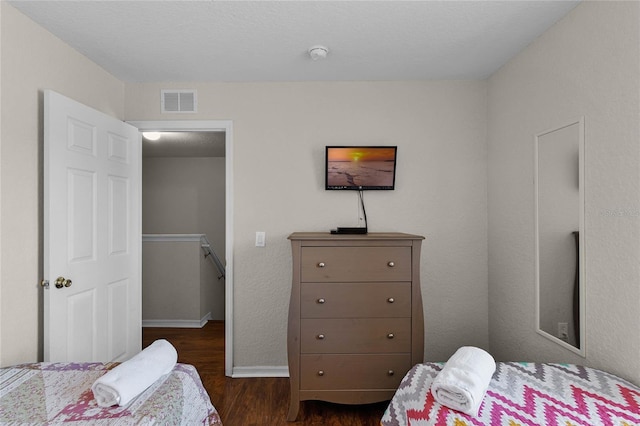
[317,334,325,340]
[317,370,324,376]
[387,333,395,339]
[388,370,395,376]
[387,297,395,303]
[317,298,326,304]
[387,261,395,267]
[317,262,326,268]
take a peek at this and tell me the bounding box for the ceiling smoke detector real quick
[308,45,329,60]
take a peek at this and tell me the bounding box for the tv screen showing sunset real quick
[326,146,397,189]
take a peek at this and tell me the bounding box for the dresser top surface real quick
[288,232,424,241]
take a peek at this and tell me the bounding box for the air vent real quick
[161,89,197,113]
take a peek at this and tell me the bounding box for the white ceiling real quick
[10,0,580,83]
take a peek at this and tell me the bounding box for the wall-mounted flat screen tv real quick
[325,146,397,190]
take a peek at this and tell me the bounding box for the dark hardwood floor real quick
[143,321,388,425]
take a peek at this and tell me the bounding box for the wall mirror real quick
[535,117,585,356]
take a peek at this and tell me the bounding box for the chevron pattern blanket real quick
[381,362,640,426]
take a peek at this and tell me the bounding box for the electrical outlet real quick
[557,322,569,340]
[255,231,266,247]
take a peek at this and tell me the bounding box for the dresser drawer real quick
[300,247,411,282]
[300,354,411,390]
[301,282,411,318]
[301,318,411,353]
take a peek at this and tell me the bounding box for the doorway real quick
[129,120,234,376]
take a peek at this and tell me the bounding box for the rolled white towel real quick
[430,346,496,416]
[91,339,178,407]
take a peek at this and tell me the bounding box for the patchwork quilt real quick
[0,362,222,425]
[381,362,640,426]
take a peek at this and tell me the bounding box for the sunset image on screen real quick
[327,147,396,189]
[327,147,396,162]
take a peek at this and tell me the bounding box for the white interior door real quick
[44,90,141,362]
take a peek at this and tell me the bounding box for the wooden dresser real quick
[286,232,424,421]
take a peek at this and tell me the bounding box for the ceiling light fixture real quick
[308,45,329,61]
[143,132,162,141]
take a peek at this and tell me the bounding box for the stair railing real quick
[200,235,225,280]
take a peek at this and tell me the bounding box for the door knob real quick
[55,276,72,288]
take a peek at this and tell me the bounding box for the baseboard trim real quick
[143,312,211,328]
[231,366,289,378]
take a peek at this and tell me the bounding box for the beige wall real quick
[126,81,490,367]
[488,1,640,383]
[0,3,125,366]
[142,241,201,321]
[142,157,225,256]
[142,238,222,323]
[142,156,225,322]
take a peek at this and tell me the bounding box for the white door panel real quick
[44,90,141,362]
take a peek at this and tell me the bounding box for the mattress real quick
[0,362,222,425]
[381,362,640,426]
